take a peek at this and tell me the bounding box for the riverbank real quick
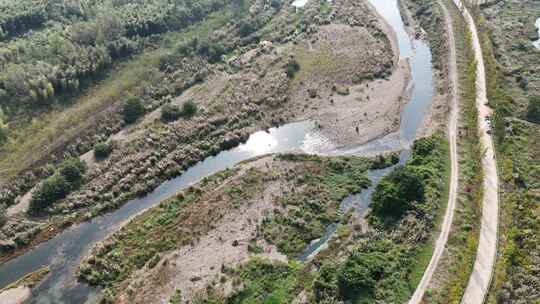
[0,0,401,266]
[81,134,449,304]
[79,153,395,303]
[0,267,49,304]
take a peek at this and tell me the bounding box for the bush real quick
[270,0,282,9]
[412,137,436,157]
[526,96,540,123]
[0,124,7,145]
[285,59,300,78]
[28,157,86,214]
[161,104,182,121]
[0,110,8,144]
[29,174,70,213]
[58,157,86,184]
[197,40,226,63]
[181,100,198,118]
[371,166,424,217]
[239,20,256,37]
[122,97,145,124]
[94,141,114,158]
[0,204,6,227]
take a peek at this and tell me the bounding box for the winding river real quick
[0,0,434,302]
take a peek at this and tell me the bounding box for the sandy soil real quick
[295,59,410,148]
[0,286,31,304]
[115,157,288,304]
[289,22,411,149]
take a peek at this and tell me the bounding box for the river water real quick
[0,0,434,302]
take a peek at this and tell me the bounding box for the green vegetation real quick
[181,100,198,118]
[0,0,229,117]
[312,136,448,303]
[371,165,424,220]
[161,104,183,121]
[526,95,540,123]
[169,289,183,304]
[78,154,389,300]
[470,2,540,303]
[194,136,448,304]
[93,141,114,159]
[122,97,145,124]
[0,110,7,145]
[285,59,300,79]
[226,258,302,304]
[0,203,6,227]
[424,2,482,302]
[314,239,411,302]
[260,154,374,256]
[29,157,86,214]
[0,8,234,182]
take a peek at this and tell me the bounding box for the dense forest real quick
[0,0,231,123]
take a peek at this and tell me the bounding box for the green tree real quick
[58,157,86,185]
[526,96,540,123]
[0,204,6,228]
[238,20,256,37]
[285,59,300,78]
[161,104,182,121]
[94,141,113,158]
[123,97,145,123]
[0,111,8,145]
[181,100,198,118]
[29,174,70,213]
[28,157,86,214]
[371,166,424,217]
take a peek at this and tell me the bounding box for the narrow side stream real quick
[298,0,434,260]
[0,0,435,302]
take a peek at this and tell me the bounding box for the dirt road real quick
[408,0,459,302]
[451,0,500,303]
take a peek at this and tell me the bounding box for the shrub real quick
[122,97,145,124]
[0,110,7,144]
[197,40,226,63]
[0,204,6,227]
[161,104,182,121]
[0,123,7,145]
[239,20,256,37]
[412,137,436,157]
[181,100,198,118]
[285,59,300,78]
[28,157,86,214]
[58,157,86,184]
[94,141,114,158]
[270,0,282,9]
[526,96,540,123]
[371,166,424,217]
[29,174,70,213]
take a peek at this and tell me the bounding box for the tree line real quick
[0,0,228,118]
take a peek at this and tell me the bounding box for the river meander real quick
[0,0,434,302]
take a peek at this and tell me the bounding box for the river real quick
[0,0,434,302]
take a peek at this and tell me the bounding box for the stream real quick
[0,0,433,302]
